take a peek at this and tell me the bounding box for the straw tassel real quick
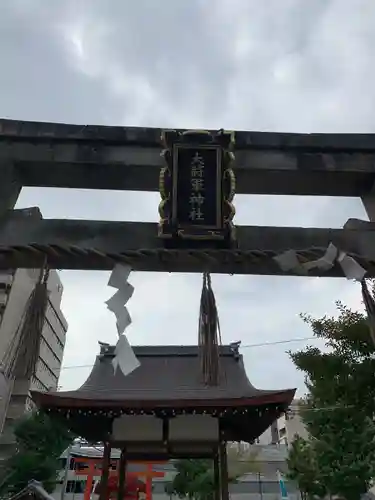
[13,265,50,379]
[198,272,221,385]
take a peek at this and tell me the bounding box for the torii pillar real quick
[362,187,375,222]
[0,162,21,215]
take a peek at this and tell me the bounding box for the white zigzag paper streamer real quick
[106,264,140,377]
[106,264,134,335]
[274,243,367,282]
[112,335,140,377]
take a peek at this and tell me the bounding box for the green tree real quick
[287,435,325,500]
[287,299,375,500]
[165,446,260,500]
[165,459,213,500]
[0,410,73,496]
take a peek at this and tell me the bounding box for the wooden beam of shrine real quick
[1,208,375,276]
[1,119,375,196]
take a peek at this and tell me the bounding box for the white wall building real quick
[284,399,309,443]
[0,268,68,460]
[257,399,308,447]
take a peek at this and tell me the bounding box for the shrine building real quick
[32,343,295,500]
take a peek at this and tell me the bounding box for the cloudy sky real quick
[1,0,374,394]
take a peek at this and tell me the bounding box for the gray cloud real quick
[2,0,375,394]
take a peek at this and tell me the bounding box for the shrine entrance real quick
[33,344,295,500]
[67,455,166,500]
[1,119,375,499]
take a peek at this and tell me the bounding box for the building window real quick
[46,302,67,342]
[43,315,65,352]
[75,462,88,472]
[40,335,62,365]
[31,375,48,392]
[37,357,58,382]
[66,481,86,494]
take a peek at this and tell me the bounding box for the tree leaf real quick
[288,294,375,500]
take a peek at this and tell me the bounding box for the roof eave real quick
[31,388,296,411]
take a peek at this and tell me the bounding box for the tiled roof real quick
[32,344,295,406]
[32,344,295,443]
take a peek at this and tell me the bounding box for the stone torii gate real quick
[1,118,375,277]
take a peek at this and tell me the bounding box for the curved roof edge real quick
[31,388,296,410]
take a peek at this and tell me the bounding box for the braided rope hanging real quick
[1,263,50,380]
[14,265,50,379]
[198,272,221,385]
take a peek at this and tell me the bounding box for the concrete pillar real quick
[271,421,280,444]
[0,163,21,216]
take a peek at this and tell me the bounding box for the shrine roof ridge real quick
[2,118,375,152]
[98,343,242,358]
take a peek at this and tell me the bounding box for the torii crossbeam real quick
[1,118,375,196]
[1,119,375,277]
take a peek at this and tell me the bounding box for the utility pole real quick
[60,444,73,500]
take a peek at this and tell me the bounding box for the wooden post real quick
[219,441,229,500]
[99,441,112,500]
[213,452,220,500]
[0,162,21,216]
[117,448,127,500]
[145,463,153,500]
[83,462,95,500]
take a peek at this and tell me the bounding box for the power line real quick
[55,336,317,374]
[287,404,356,416]
[240,336,316,349]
